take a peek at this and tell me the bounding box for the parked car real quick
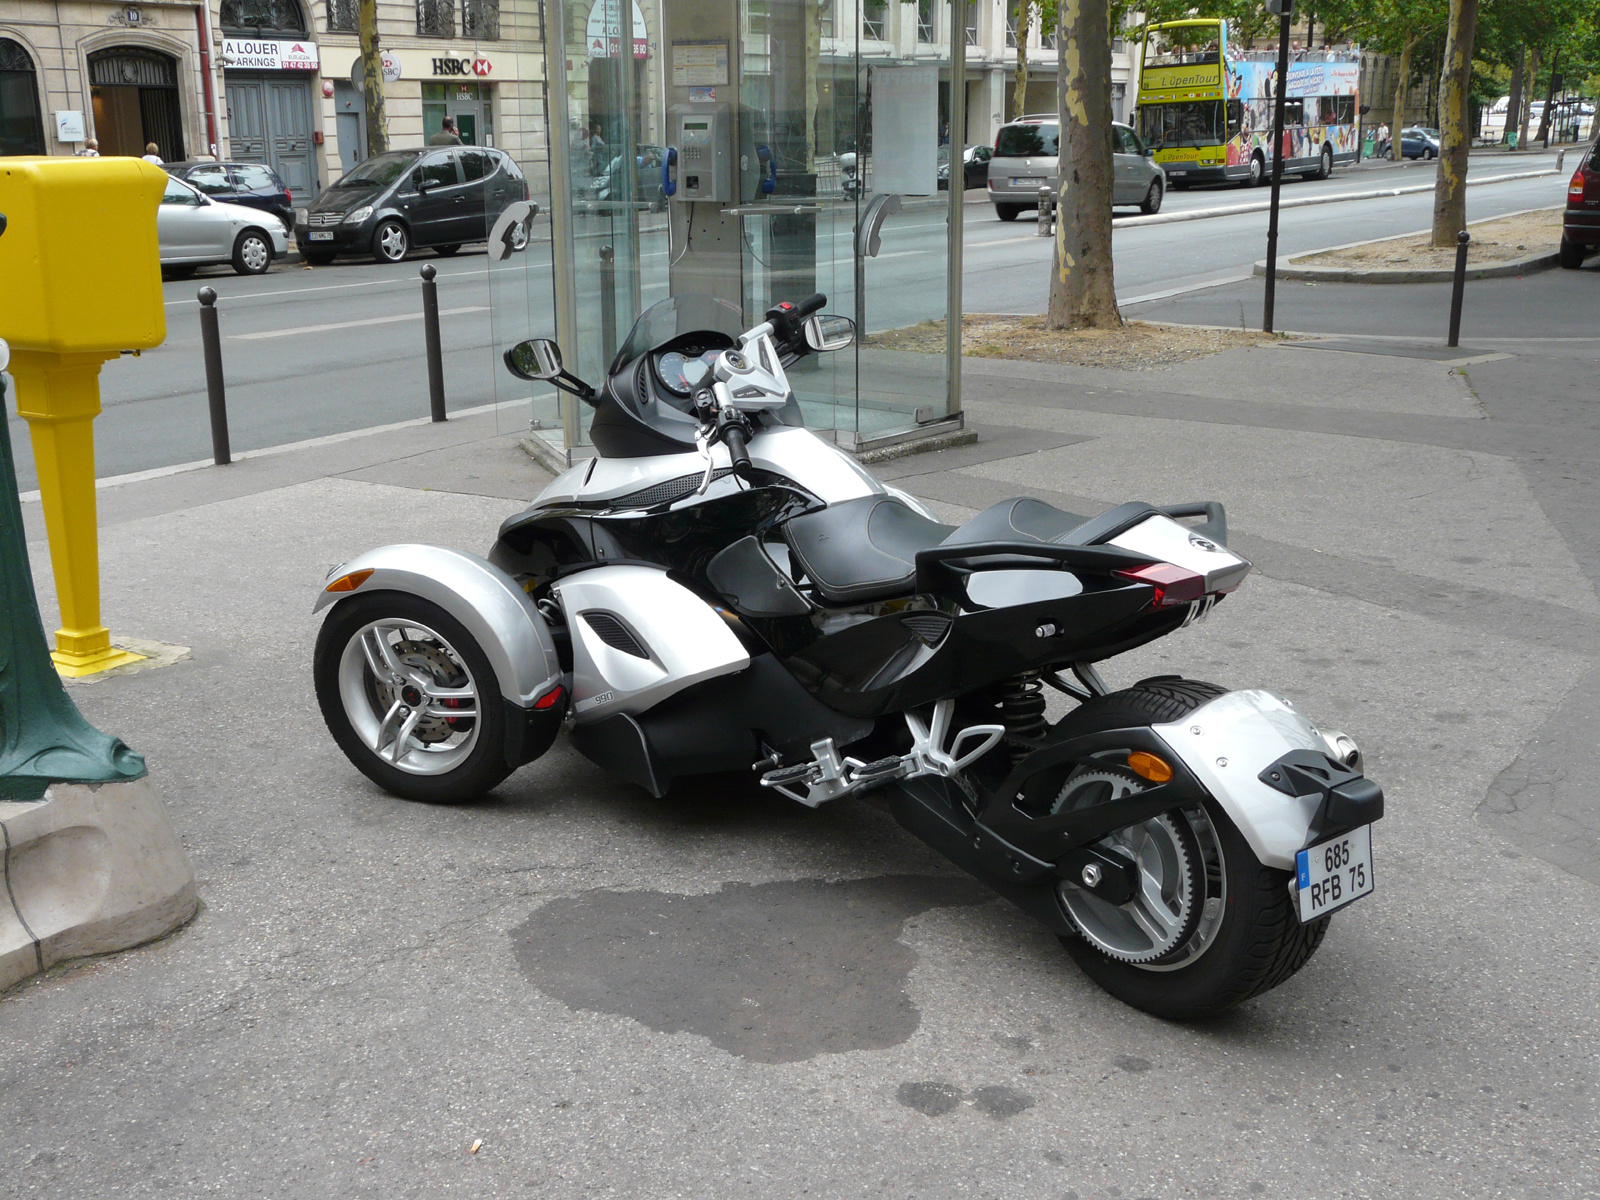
[157,173,288,277]
[165,160,294,231]
[1401,128,1440,159]
[295,146,531,265]
[1561,137,1600,268]
[937,144,994,190]
[986,116,1165,219]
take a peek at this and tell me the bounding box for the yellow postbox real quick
[0,157,167,676]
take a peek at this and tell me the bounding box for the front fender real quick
[315,544,561,709]
[1153,689,1364,870]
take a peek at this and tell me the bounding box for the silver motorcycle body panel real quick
[313,544,562,708]
[554,564,750,722]
[1151,689,1333,870]
[1108,514,1252,594]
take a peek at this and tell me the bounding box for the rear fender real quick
[314,544,562,709]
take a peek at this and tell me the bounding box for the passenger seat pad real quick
[939,497,1087,547]
[783,496,955,604]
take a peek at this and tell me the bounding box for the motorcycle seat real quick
[782,494,1092,605]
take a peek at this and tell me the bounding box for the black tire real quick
[303,250,337,266]
[161,263,197,280]
[1559,236,1588,269]
[995,203,1022,221]
[314,591,513,803]
[1139,178,1164,215]
[231,228,273,276]
[435,243,462,256]
[1051,678,1331,1019]
[1169,179,1190,191]
[1248,153,1266,187]
[1427,148,1437,160]
[1319,144,1334,179]
[372,218,409,264]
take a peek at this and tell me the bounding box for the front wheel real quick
[995,203,1022,222]
[1247,153,1266,187]
[232,229,273,275]
[314,591,513,803]
[1139,178,1164,215]
[1048,679,1330,1018]
[372,219,409,264]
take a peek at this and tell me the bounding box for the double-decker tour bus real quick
[1136,18,1361,188]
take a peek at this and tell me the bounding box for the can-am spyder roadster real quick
[312,293,1383,1018]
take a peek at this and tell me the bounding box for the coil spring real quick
[1001,672,1048,761]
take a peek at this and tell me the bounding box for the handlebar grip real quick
[723,422,754,480]
[793,293,827,319]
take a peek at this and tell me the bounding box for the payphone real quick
[665,103,733,202]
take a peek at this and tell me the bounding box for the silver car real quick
[158,173,289,277]
[986,116,1166,220]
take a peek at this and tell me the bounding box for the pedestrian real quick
[141,142,163,164]
[80,138,99,158]
[1376,122,1390,159]
[428,116,463,146]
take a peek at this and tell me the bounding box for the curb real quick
[1116,167,1556,229]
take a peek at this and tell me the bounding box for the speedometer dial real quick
[655,349,718,396]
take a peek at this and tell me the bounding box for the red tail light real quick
[1570,170,1586,199]
[533,684,565,710]
[1114,563,1207,609]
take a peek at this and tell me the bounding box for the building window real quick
[862,0,886,40]
[916,0,934,43]
[326,0,357,33]
[965,2,979,46]
[0,38,45,156]
[461,0,499,39]
[1005,10,1017,48]
[219,0,308,34]
[817,0,833,38]
[417,0,456,37]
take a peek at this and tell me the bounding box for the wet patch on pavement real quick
[510,874,989,1063]
[896,1081,1036,1119]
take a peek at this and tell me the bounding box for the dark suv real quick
[296,146,530,265]
[1562,139,1600,269]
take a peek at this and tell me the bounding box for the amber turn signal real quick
[325,568,375,593]
[1127,751,1174,783]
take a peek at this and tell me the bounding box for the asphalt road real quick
[1,152,1573,493]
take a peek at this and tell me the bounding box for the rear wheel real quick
[1248,153,1266,187]
[435,243,462,256]
[1560,236,1588,269]
[1049,679,1331,1019]
[303,250,337,266]
[995,203,1022,222]
[314,592,513,803]
[1318,144,1334,179]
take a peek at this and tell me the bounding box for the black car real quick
[296,146,530,265]
[937,144,993,190]
[165,161,294,230]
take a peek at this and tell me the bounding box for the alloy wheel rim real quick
[381,226,406,259]
[337,618,481,775]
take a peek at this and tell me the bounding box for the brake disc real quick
[1052,767,1205,965]
[372,639,471,745]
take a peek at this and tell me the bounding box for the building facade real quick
[0,0,549,201]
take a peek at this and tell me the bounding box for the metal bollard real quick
[1558,148,1566,173]
[420,264,446,423]
[1447,230,1470,348]
[1037,185,1054,236]
[599,245,617,364]
[196,287,231,466]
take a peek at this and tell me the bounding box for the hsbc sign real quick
[431,56,492,77]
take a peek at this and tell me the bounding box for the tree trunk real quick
[359,0,388,155]
[1535,47,1560,146]
[1431,0,1480,248]
[1390,32,1415,161]
[1046,0,1118,330]
[1505,46,1524,148]
[1013,1,1030,120]
[1519,46,1540,148]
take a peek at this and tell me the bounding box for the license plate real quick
[1295,825,1374,922]
[1011,178,1032,186]
[1168,169,1187,175]
[309,231,334,241]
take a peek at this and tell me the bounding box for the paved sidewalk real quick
[5,322,1600,1197]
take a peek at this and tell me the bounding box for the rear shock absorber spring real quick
[1000,671,1048,760]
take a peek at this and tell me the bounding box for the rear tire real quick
[1248,153,1266,187]
[303,250,337,266]
[435,243,462,256]
[995,203,1022,222]
[1559,236,1587,269]
[1050,679,1331,1019]
[232,228,273,275]
[314,591,513,803]
[1318,144,1334,179]
[1139,179,1164,215]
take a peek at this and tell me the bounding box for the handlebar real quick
[793,293,826,319]
[723,419,753,480]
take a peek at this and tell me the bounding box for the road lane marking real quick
[229,306,490,339]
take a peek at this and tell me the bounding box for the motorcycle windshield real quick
[611,294,746,374]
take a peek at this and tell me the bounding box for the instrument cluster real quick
[653,346,722,398]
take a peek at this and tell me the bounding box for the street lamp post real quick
[1262,0,1294,334]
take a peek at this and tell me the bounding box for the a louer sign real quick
[223,39,320,71]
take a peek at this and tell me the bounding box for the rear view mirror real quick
[803,314,855,353]
[505,338,564,381]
